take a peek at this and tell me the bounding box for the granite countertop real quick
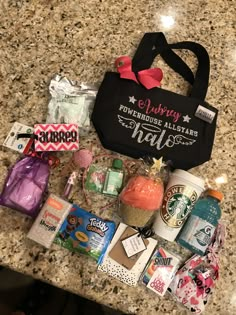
[0,0,235,314]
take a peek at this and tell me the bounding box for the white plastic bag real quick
[46,75,97,133]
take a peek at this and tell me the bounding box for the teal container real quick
[177,189,223,256]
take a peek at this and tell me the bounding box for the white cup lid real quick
[172,169,205,189]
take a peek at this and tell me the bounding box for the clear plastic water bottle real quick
[177,189,223,256]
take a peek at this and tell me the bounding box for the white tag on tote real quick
[195,105,216,124]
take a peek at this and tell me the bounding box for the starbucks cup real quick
[153,169,205,242]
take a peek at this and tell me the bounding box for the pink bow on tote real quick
[115,56,163,89]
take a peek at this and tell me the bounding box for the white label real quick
[179,215,215,251]
[3,122,33,153]
[195,105,216,123]
[121,233,146,258]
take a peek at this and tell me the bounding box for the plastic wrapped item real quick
[119,158,165,227]
[54,204,116,263]
[46,74,97,133]
[85,165,107,193]
[82,153,132,207]
[0,156,50,217]
[168,224,225,314]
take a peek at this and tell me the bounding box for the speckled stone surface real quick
[0,0,235,314]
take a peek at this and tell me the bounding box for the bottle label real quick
[160,185,198,228]
[102,170,123,196]
[179,215,215,250]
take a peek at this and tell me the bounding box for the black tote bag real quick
[92,33,218,170]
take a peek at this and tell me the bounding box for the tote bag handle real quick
[132,32,210,101]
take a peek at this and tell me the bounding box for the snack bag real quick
[168,224,225,313]
[0,156,50,217]
[54,205,116,263]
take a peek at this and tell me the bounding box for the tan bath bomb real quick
[119,175,164,227]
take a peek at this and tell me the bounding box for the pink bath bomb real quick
[73,149,93,168]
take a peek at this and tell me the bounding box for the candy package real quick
[168,224,225,313]
[46,74,97,133]
[0,156,50,217]
[54,205,116,263]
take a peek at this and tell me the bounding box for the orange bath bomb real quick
[120,175,164,211]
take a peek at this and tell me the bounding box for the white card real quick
[3,122,33,153]
[98,223,158,286]
[122,233,147,258]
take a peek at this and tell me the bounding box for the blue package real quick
[54,204,116,263]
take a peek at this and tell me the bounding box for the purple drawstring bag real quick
[0,156,50,217]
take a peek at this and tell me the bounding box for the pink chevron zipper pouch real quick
[34,124,79,151]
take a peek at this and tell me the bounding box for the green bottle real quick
[102,159,124,197]
[177,189,223,256]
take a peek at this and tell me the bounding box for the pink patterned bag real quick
[168,224,225,314]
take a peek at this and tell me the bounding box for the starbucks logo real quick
[161,185,198,228]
